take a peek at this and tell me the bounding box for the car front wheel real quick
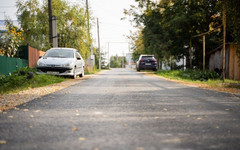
[72,67,77,79]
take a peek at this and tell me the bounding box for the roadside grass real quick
[84,67,109,75]
[155,70,240,89]
[84,68,100,75]
[0,67,67,95]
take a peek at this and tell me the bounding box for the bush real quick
[156,69,220,81]
[0,67,66,95]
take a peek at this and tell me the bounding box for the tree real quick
[16,0,93,59]
[127,30,144,62]
[0,20,24,57]
[110,55,126,68]
[125,0,224,69]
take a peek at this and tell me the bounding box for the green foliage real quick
[0,67,66,95]
[155,69,240,89]
[126,0,240,69]
[84,66,100,75]
[0,19,24,57]
[110,55,126,68]
[16,0,93,59]
[156,69,220,81]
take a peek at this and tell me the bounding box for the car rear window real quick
[142,56,154,60]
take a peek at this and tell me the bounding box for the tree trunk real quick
[189,38,193,69]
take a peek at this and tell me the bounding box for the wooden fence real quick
[0,45,45,75]
[209,44,240,80]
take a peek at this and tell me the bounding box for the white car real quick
[36,48,85,79]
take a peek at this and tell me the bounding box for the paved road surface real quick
[1,68,240,150]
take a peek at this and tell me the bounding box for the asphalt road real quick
[1,68,240,150]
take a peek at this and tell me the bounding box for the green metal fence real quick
[0,55,29,75]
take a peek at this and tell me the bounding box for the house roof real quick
[207,43,232,55]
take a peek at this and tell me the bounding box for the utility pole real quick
[86,0,90,36]
[189,38,193,69]
[203,35,205,72]
[48,0,53,46]
[222,6,226,82]
[86,0,92,54]
[108,42,110,69]
[122,51,124,68]
[52,16,58,47]
[97,18,101,70]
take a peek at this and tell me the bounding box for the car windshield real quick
[44,49,74,58]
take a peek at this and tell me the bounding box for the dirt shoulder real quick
[0,74,98,112]
[144,72,240,96]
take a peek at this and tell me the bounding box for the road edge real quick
[0,71,104,112]
[143,72,240,97]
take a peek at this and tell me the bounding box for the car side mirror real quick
[77,57,81,60]
[39,56,42,59]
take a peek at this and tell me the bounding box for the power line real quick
[0,6,15,8]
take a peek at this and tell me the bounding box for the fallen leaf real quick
[72,127,78,131]
[8,116,13,119]
[35,110,40,113]
[14,107,20,111]
[186,115,191,118]
[3,112,7,114]
[29,126,33,128]
[197,117,202,120]
[123,124,128,127]
[180,137,184,142]
[154,117,160,119]
[216,126,220,129]
[0,140,7,144]
[93,148,99,150]
[103,115,108,118]
[163,108,168,111]
[30,115,34,118]
[23,109,29,112]
[76,113,80,116]
[225,108,233,111]
[78,137,86,141]
[199,105,204,109]
[136,147,144,150]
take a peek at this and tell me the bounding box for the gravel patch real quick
[0,75,95,111]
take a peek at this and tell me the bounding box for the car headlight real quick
[37,62,45,66]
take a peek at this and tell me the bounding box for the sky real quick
[0,0,138,58]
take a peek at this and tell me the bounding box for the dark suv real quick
[136,55,158,71]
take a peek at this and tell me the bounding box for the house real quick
[208,44,240,80]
